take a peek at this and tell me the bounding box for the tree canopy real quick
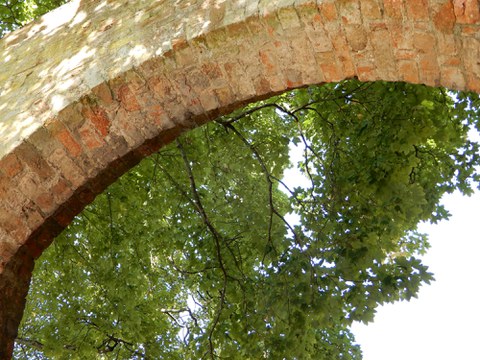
[14,80,480,359]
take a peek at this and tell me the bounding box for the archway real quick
[0,0,479,357]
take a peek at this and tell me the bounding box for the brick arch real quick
[0,0,479,356]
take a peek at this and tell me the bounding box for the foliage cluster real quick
[0,0,66,37]
[15,81,480,359]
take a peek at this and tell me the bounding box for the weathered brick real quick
[0,154,23,178]
[389,23,415,50]
[15,142,54,182]
[442,67,466,89]
[384,0,404,19]
[34,191,57,217]
[91,82,114,105]
[79,122,105,150]
[337,0,362,25]
[406,0,430,20]
[0,206,30,243]
[277,7,302,30]
[47,148,85,188]
[0,230,20,264]
[467,75,480,93]
[356,64,377,81]
[454,0,480,24]
[117,84,141,112]
[319,2,338,22]
[419,56,441,86]
[361,0,383,19]
[413,32,437,54]
[398,60,420,83]
[395,49,417,60]
[370,27,396,80]
[345,24,368,51]
[21,201,45,232]
[82,105,111,137]
[49,121,83,158]
[433,2,456,34]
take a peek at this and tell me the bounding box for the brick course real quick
[0,0,479,357]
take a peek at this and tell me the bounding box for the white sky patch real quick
[282,142,311,190]
[282,142,311,226]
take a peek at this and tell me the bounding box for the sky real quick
[351,189,480,360]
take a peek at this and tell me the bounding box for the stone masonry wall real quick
[0,0,479,357]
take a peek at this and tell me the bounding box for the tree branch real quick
[176,139,228,360]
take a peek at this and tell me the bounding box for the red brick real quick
[462,25,479,35]
[434,2,456,34]
[18,173,42,199]
[51,177,73,205]
[0,231,19,262]
[186,70,210,92]
[406,0,429,20]
[395,49,417,60]
[117,84,141,112]
[47,148,85,188]
[34,192,56,216]
[111,107,147,147]
[91,82,114,105]
[52,124,83,157]
[370,27,396,80]
[52,203,80,228]
[296,3,322,26]
[361,0,383,19]
[123,70,146,92]
[259,50,276,72]
[79,123,104,150]
[467,75,480,93]
[0,175,22,207]
[338,0,362,24]
[419,56,441,86]
[0,206,29,242]
[85,106,111,137]
[277,7,302,30]
[55,102,86,131]
[442,67,466,89]
[15,142,54,182]
[0,154,23,177]
[436,33,458,57]
[319,2,337,22]
[398,60,420,83]
[388,23,414,50]
[215,87,236,107]
[443,57,462,66]
[21,201,44,232]
[27,218,62,259]
[454,0,480,24]
[384,0,404,19]
[413,32,437,54]
[345,25,368,51]
[356,64,376,81]
[321,62,344,82]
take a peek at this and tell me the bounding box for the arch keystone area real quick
[0,0,479,356]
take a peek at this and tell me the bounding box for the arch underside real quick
[0,0,479,357]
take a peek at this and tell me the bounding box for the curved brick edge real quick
[1,0,479,357]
